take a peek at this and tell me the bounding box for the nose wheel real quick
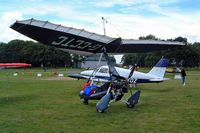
[82,99,88,105]
[126,102,135,108]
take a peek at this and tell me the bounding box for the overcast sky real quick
[1,0,200,63]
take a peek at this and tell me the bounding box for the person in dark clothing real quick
[181,67,186,86]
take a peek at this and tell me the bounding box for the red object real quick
[90,89,95,94]
[81,82,91,90]
[0,63,32,67]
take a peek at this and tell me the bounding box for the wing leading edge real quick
[10,18,184,55]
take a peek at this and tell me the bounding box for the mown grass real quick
[0,68,199,133]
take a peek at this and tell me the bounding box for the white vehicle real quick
[70,58,169,84]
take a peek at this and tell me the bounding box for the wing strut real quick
[87,52,104,83]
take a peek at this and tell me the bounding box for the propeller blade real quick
[96,93,111,113]
[128,55,143,80]
[128,65,135,79]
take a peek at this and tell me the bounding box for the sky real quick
[1,0,200,63]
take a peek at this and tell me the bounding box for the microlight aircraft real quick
[10,18,184,113]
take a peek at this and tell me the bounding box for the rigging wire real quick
[81,18,103,33]
[81,17,122,37]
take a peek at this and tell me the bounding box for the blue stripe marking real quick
[155,58,169,67]
[71,74,163,84]
[92,76,111,80]
[136,79,162,83]
[92,76,163,83]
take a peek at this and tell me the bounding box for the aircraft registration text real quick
[51,36,102,51]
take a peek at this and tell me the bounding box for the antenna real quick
[102,17,107,35]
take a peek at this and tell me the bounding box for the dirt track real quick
[41,77,76,80]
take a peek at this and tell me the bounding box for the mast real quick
[102,17,107,36]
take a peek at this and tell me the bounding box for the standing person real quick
[181,67,186,86]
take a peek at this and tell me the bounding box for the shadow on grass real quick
[0,94,37,105]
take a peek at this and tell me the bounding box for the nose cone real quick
[80,70,94,76]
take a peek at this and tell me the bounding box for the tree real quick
[0,40,72,67]
[109,55,116,64]
[122,35,200,67]
[1,38,200,68]
[139,34,158,40]
[0,43,7,62]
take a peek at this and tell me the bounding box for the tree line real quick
[0,40,75,67]
[122,35,200,67]
[0,39,113,67]
[1,35,200,68]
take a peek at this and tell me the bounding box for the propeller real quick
[128,64,136,78]
[127,57,143,86]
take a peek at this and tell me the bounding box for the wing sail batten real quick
[11,19,116,55]
[13,19,113,44]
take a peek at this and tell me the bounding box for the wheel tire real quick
[127,103,134,108]
[82,99,88,105]
[96,108,104,113]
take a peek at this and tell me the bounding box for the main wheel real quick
[82,99,88,105]
[96,108,104,113]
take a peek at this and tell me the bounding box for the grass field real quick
[0,68,200,133]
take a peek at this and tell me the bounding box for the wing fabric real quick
[10,18,185,55]
[114,39,184,53]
